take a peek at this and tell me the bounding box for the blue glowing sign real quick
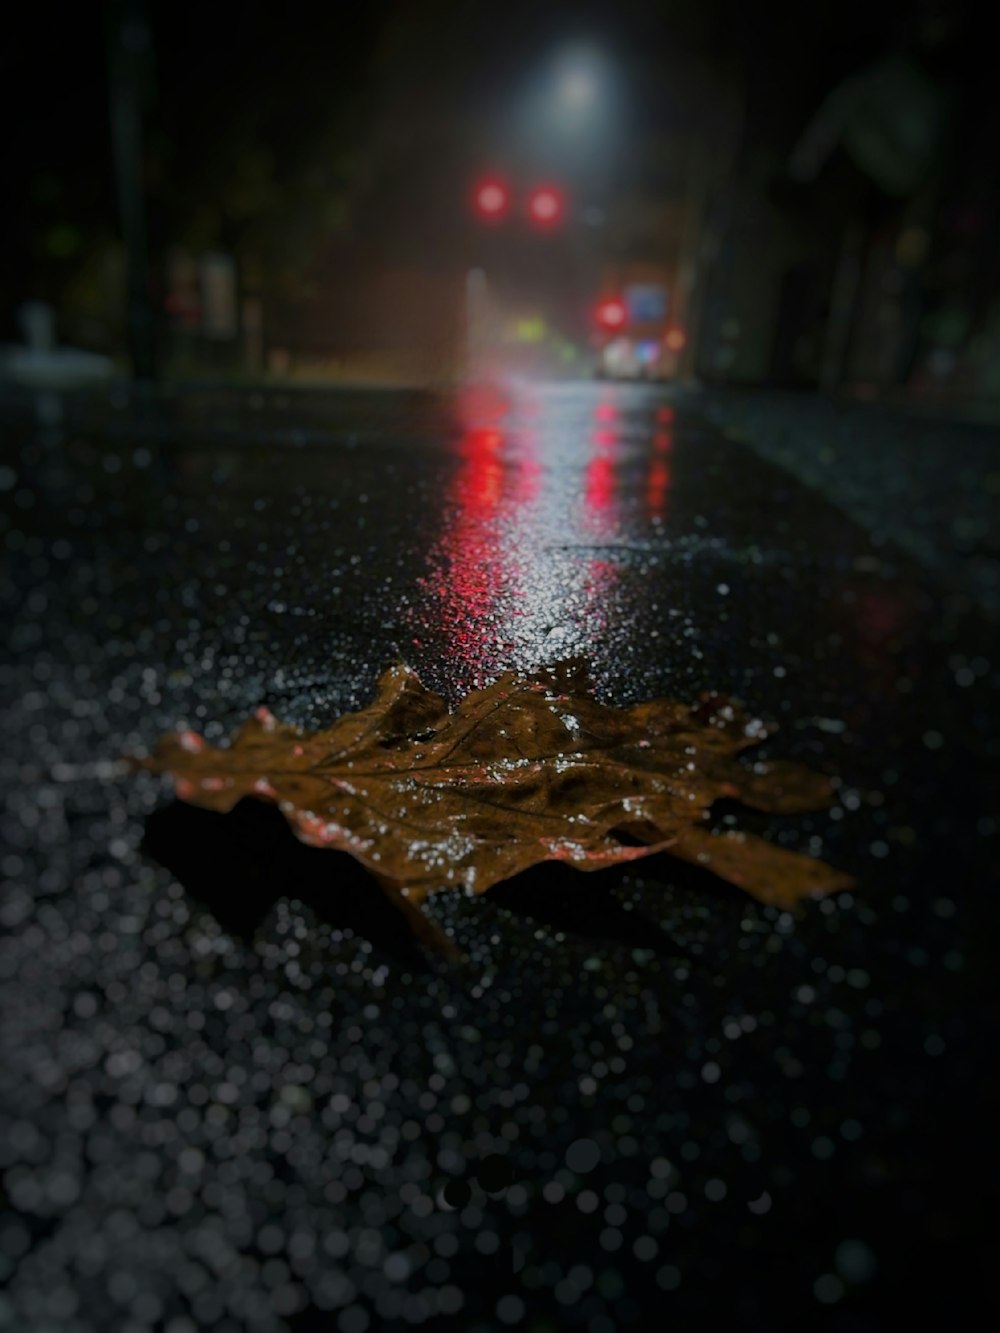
[625,284,668,324]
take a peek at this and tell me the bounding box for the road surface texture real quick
[1,381,997,1332]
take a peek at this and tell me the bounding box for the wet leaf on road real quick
[135,662,854,954]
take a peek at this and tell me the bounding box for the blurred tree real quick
[788,53,952,197]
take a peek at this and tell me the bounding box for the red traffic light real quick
[473,179,509,220]
[527,185,563,227]
[595,298,627,331]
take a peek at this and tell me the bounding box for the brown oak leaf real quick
[135,662,855,955]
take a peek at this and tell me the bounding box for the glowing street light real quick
[558,65,599,110]
[551,47,608,122]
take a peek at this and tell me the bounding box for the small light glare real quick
[528,187,563,226]
[596,299,627,331]
[474,180,509,220]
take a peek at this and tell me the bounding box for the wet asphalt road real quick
[1,381,998,1332]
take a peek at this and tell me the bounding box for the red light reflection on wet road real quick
[458,428,504,517]
[646,459,671,520]
[412,388,636,682]
[584,401,620,536]
[414,422,541,682]
[585,454,616,527]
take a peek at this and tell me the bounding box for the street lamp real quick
[556,61,600,112]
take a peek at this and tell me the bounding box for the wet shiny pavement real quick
[1,382,997,1331]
